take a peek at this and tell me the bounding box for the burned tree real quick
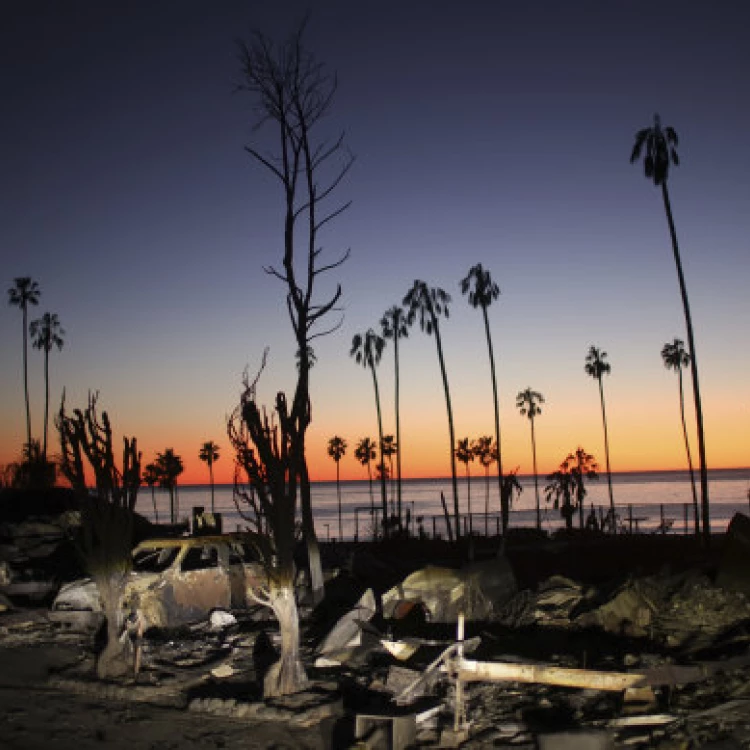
[228,353,307,697]
[237,21,353,605]
[56,392,141,679]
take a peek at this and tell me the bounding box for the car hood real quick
[52,570,162,611]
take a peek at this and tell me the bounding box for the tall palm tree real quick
[30,312,65,461]
[460,264,505,529]
[473,435,497,535]
[7,277,41,450]
[380,434,397,518]
[327,435,347,540]
[155,448,184,524]
[455,438,475,529]
[354,436,377,515]
[380,305,408,528]
[516,387,545,530]
[631,113,709,543]
[198,440,220,513]
[142,462,160,523]
[350,330,389,537]
[404,280,460,540]
[585,346,615,523]
[662,338,700,535]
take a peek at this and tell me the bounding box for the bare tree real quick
[235,20,352,690]
[56,392,141,679]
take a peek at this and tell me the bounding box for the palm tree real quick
[350,330,389,537]
[662,338,700,535]
[631,114,709,543]
[155,448,184,524]
[354,436,377,515]
[567,446,600,529]
[327,435,347,540]
[380,434,397,518]
[29,312,65,461]
[585,346,615,523]
[198,440,221,513]
[516,387,545,530]
[473,435,497,535]
[404,280,460,541]
[501,467,523,526]
[380,305,408,528]
[142,462,160,523]
[7,277,41,450]
[455,438,475,530]
[460,264,506,529]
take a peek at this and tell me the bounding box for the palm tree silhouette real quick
[585,346,615,524]
[155,448,184,524]
[327,435,347,540]
[7,277,41,450]
[460,264,505,529]
[567,446,600,529]
[455,438,475,529]
[380,305,408,528]
[350,330,389,537]
[198,440,221,514]
[473,435,497,535]
[662,338,699,535]
[30,312,65,461]
[631,114,709,543]
[354,436,377,515]
[502,467,523,526]
[404,280,460,541]
[380,434,397,518]
[142,462,160,523]
[516,387,545,529]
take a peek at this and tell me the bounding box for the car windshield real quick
[132,546,179,573]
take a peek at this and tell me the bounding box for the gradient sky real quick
[2,1,748,485]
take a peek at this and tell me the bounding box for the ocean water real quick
[138,468,750,541]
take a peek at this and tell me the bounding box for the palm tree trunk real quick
[22,306,31,450]
[151,486,159,523]
[484,466,490,535]
[336,460,342,540]
[598,378,615,526]
[433,326,460,541]
[43,346,50,461]
[530,417,541,530]
[482,307,505,532]
[662,183,710,544]
[677,369,700,536]
[209,463,215,514]
[370,365,389,539]
[394,335,403,530]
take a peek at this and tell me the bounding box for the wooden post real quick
[628,504,634,533]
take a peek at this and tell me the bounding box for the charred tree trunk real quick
[263,583,308,697]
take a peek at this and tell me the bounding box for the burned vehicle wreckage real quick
[49,534,266,631]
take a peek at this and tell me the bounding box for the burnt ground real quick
[2,531,750,749]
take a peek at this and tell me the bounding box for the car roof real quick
[135,533,250,550]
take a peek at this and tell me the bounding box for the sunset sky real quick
[1,1,748,485]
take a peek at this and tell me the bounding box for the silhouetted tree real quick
[502,467,523,525]
[460,264,506,529]
[631,114,709,543]
[380,434,397,517]
[354,436,377,516]
[238,18,353,621]
[380,305,408,527]
[8,277,40,450]
[198,440,221,514]
[327,435,347,540]
[142,462,160,523]
[404,280,460,540]
[567,446,600,529]
[662,338,699,535]
[585,346,615,524]
[30,312,65,461]
[155,448,183,524]
[56,392,141,679]
[455,437,475,526]
[473,435,497,535]
[516,387,545,529]
[545,449,598,531]
[351,330,389,537]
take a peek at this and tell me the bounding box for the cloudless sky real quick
[1,1,748,485]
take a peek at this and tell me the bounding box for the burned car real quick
[49,534,265,631]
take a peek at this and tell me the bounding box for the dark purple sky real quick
[2,1,748,479]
